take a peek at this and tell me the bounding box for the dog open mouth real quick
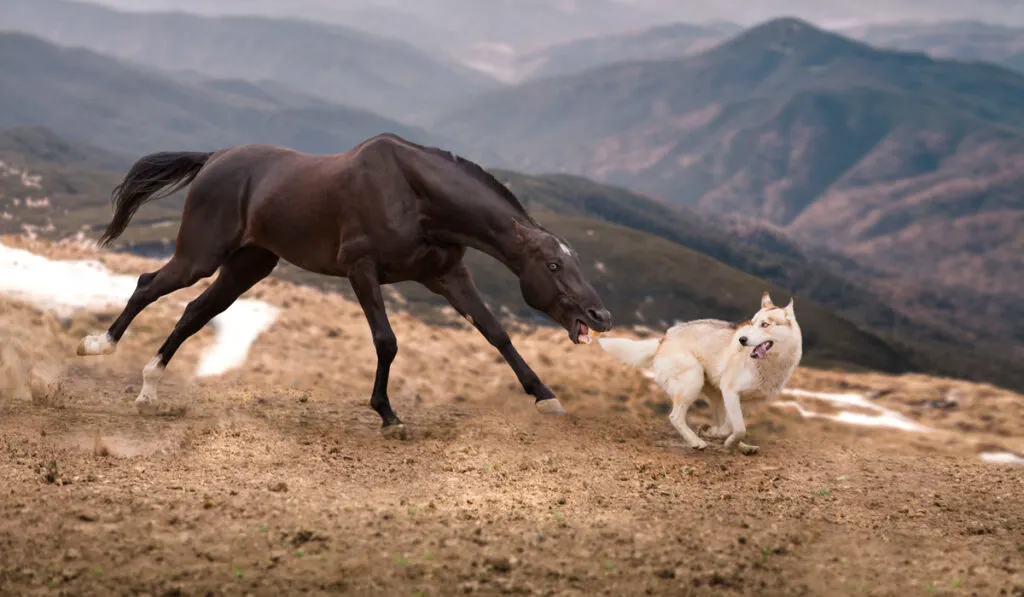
[572,320,592,344]
[750,340,774,359]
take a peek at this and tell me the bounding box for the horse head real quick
[513,222,612,344]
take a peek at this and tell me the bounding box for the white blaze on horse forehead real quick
[558,242,573,257]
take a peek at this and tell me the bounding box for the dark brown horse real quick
[77,133,612,431]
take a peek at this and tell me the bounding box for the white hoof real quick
[381,424,409,440]
[135,394,158,415]
[77,333,116,356]
[535,398,567,415]
[134,357,164,414]
[687,439,709,451]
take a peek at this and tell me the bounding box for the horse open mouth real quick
[571,320,592,345]
[751,340,774,359]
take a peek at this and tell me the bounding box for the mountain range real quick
[0,0,500,122]
[0,6,1022,391]
[843,21,1024,74]
[433,18,1024,348]
[5,124,1024,389]
[0,31,451,157]
[0,125,915,375]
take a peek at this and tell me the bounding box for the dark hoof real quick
[535,398,567,415]
[381,423,409,440]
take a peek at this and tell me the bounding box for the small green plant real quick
[423,551,435,561]
[394,556,409,567]
[952,577,964,588]
[94,566,104,577]
[407,508,417,517]
[815,488,833,496]
[259,523,269,533]
[232,566,244,579]
[760,546,771,562]
[603,560,614,570]
[926,583,938,594]
[295,549,306,558]
[553,512,565,522]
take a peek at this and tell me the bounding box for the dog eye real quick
[760,321,770,328]
[548,263,559,271]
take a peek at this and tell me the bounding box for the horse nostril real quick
[587,307,610,323]
[739,336,749,346]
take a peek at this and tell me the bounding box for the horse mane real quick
[399,138,536,223]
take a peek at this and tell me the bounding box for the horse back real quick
[181,139,449,279]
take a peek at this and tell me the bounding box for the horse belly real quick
[247,199,352,276]
[377,243,464,284]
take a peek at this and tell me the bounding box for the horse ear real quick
[761,291,774,310]
[512,220,539,245]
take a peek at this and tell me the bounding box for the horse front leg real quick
[349,260,404,432]
[424,263,565,415]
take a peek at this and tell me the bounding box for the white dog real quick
[597,292,802,455]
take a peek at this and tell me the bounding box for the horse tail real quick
[98,150,215,247]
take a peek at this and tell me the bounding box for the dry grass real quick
[1,236,1023,596]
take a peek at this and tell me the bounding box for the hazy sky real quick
[74,0,1024,58]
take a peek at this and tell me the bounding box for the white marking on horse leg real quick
[77,332,116,356]
[135,356,164,413]
[535,398,567,415]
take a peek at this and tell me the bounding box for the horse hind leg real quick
[77,255,220,357]
[78,184,243,357]
[134,246,278,413]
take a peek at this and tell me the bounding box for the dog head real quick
[734,292,801,360]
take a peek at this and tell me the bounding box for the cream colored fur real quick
[598,292,802,455]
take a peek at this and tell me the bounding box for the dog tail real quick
[596,337,662,369]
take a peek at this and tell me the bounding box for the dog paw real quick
[737,442,760,456]
[698,424,729,439]
[687,439,709,451]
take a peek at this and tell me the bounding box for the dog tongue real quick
[753,342,771,359]
[578,322,591,344]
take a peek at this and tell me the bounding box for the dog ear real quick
[784,298,795,318]
[761,291,774,310]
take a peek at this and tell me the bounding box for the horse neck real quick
[430,197,536,275]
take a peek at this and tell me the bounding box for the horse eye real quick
[761,321,770,328]
[548,263,559,271]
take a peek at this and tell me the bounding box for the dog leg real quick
[658,358,707,450]
[721,387,758,455]
[699,391,731,439]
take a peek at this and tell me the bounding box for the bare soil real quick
[1,238,1022,597]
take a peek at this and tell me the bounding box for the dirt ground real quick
[1,237,1022,597]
